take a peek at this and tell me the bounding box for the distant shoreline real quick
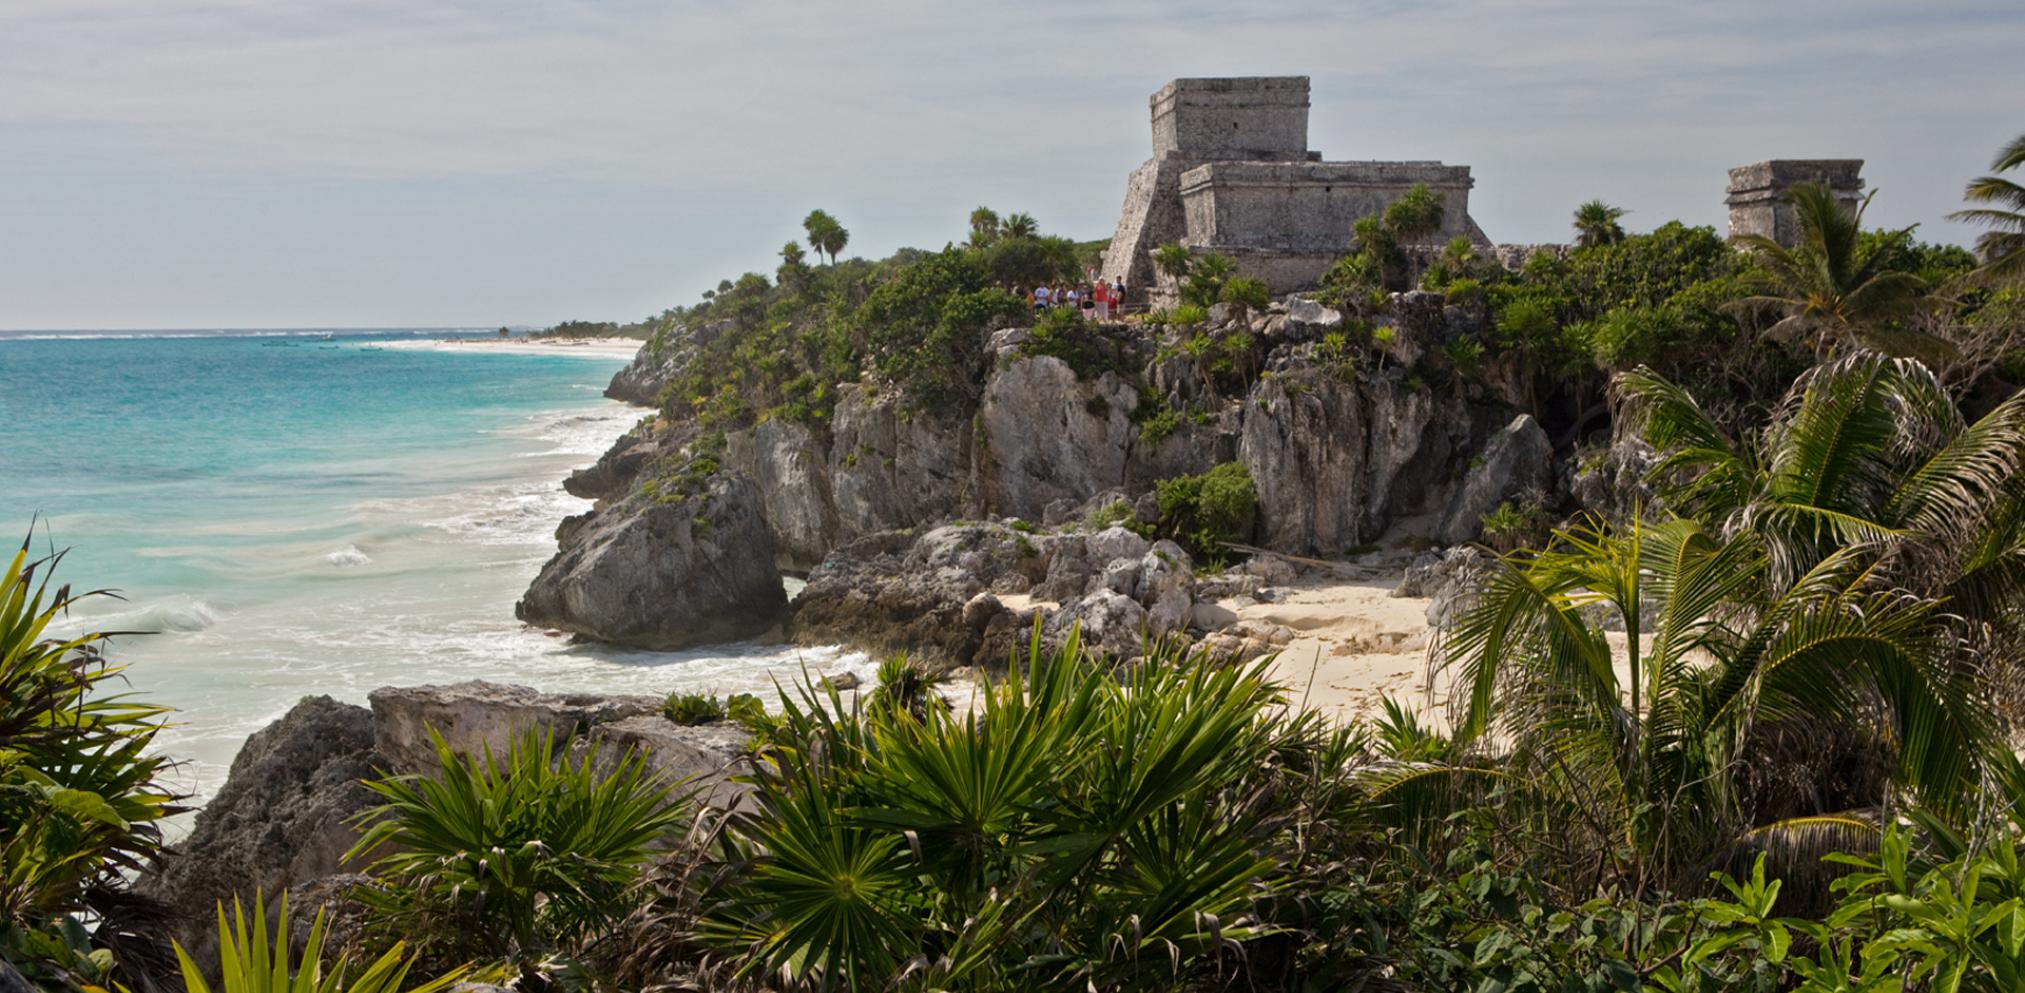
[380,336,643,360]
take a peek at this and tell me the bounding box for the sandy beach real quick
[380,336,644,359]
[1252,577,1445,726]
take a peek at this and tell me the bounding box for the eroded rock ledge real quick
[141,681,751,953]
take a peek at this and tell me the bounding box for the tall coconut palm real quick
[1573,199,1627,247]
[801,209,848,265]
[1949,132,2025,287]
[1617,353,2025,607]
[1730,183,1940,361]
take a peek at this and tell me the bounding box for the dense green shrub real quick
[663,691,727,725]
[346,728,688,977]
[1016,306,1121,380]
[1155,461,1258,562]
[1082,498,1148,535]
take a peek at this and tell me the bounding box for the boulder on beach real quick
[516,475,789,651]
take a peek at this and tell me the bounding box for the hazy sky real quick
[3,1,2018,330]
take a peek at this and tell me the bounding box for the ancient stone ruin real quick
[1101,76,1490,302]
[1725,159,1865,246]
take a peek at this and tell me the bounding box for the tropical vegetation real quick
[8,135,2025,992]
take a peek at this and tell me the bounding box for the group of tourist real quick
[1028,278,1128,320]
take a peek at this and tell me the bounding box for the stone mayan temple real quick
[1725,159,1865,246]
[1101,76,1490,301]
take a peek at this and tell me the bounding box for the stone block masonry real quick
[1151,77,1313,160]
[1726,159,1864,246]
[1101,76,1490,303]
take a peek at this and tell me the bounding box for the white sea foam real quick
[52,595,222,637]
[520,405,641,457]
[326,545,372,567]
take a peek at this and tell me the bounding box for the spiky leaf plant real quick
[345,726,690,975]
[173,893,463,993]
[0,541,182,987]
[699,629,1308,992]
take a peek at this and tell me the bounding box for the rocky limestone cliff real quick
[790,520,1284,667]
[517,476,789,650]
[545,292,1590,659]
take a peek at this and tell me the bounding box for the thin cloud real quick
[0,0,2017,327]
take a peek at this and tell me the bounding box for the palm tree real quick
[1433,512,1998,896]
[776,241,808,288]
[1001,211,1038,239]
[1152,242,1192,280]
[1572,199,1627,247]
[801,209,849,265]
[1730,183,1938,361]
[967,206,1000,245]
[1617,353,2025,606]
[1948,132,2025,286]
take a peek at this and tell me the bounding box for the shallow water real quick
[0,329,869,807]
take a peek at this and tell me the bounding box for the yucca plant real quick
[1,541,182,987]
[345,726,690,978]
[700,628,1307,992]
[174,893,463,993]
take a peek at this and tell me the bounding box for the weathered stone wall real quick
[1150,76,1312,160]
[1102,75,1492,302]
[1180,160,1478,254]
[1101,156,1194,291]
[1726,159,1864,246]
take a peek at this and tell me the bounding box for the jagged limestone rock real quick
[1049,589,1147,660]
[725,418,842,570]
[1240,369,1368,554]
[828,387,972,536]
[1438,414,1553,545]
[978,356,1139,519]
[367,680,662,774]
[1137,540,1196,637]
[140,696,377,950]
[516,477,789,651]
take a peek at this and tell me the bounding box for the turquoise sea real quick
[0,329,867,808]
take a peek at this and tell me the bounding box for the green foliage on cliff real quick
[650,211,1090,425]
[664,692,727,725]
[1015,307,1123,381]
[1154,461,1258,562]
